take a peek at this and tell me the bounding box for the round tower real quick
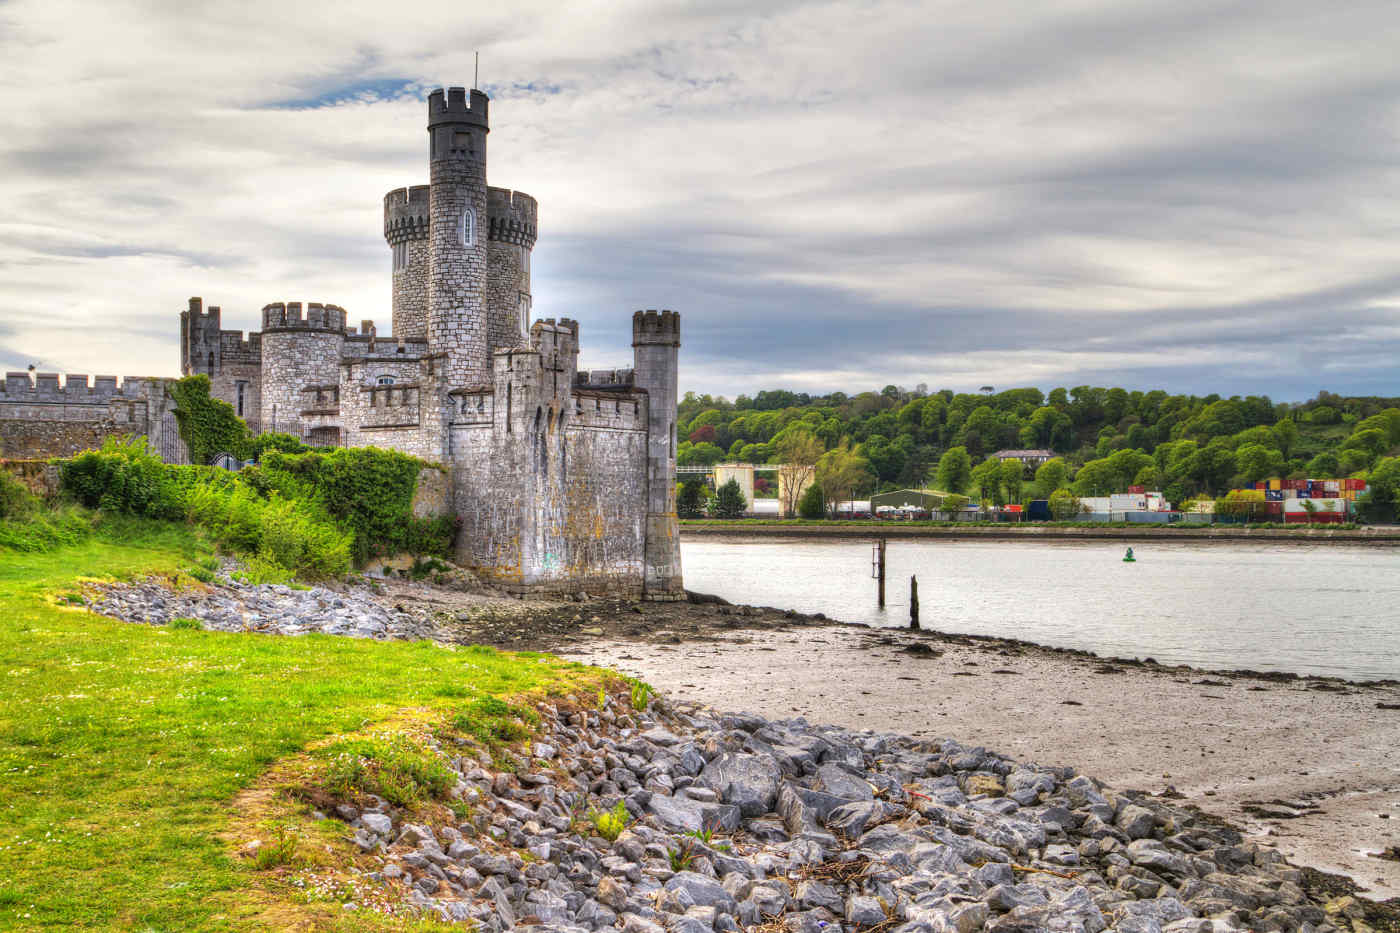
[427,86,490,388]
[383,185,430,339]
[258,301,346,439]
[486,187,539,350]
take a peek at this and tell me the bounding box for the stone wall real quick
[0,374,187,462]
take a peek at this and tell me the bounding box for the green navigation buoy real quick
[1123,547,1136,563]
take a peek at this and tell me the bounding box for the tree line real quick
[675,385,1400,520]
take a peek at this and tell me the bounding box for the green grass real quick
[0,519,610,930]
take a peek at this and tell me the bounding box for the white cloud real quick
[0,0,1398,400]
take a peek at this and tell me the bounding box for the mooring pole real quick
[877,537,886,608]
[909,574,920,630]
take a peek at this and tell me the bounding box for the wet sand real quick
[559,622,1400,900]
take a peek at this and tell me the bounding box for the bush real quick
[62,437,183,519]
[677,479,707,519]
[796,482,824,519]
[711,478,747,519]
[257,448,448,564]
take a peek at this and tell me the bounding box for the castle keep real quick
[175,86,683,597]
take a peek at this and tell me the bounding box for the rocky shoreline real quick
[78,573,1400,929]
[274,686,1378,933]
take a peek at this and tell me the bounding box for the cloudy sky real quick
[1,0,1398,402]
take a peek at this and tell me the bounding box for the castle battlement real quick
[575,369,636,388]
[487,187,538,248]
[1,372,165,402]
[428,87,489,129]
[261,301,348,333]
[632,309,681,346]
[384,185,430,244]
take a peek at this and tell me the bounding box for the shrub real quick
[62,437,182,519]
[258,448,449,563]
[711,478,747,519]
[796,482,824,519]
[677,480,708,519]
[168,616,203,630]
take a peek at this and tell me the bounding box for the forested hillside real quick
[676,385,1400,513]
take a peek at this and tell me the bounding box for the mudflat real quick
[528,599,1400,903]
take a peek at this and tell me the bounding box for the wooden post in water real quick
[876,538,886,608]
[910,575,919,630]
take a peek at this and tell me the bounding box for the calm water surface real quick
[680,537,1400,681]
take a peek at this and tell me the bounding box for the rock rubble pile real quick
[325,696,1341,933]
[85,578,440,641]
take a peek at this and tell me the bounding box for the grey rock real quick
[664,872,739,916]
[1127,839,1190,876]
[845,895,888,926]
[596,875,629,912]
[826,799,890,839]
[699,753,781,817]
[1116,804,1157,840]
[622,913,666,933]
[814,762,874,800]
[791,879,841,912]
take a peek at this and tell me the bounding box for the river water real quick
[680,536,1400,681]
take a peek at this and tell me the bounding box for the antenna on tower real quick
[474,51,479,90]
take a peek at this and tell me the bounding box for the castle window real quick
[460,208,476,247]
[392,242,407,271]
[235,381,247,418]
[376,375,395,386]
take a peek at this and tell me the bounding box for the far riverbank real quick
[682,519,1400,544]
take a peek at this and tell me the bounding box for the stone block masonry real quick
[0,373,187,461]
[165,84,682,596]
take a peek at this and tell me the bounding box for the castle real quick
[3,86,683,599]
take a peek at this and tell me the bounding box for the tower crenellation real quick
[260,301,348,333]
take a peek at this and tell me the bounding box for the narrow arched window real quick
[461,208,475,247]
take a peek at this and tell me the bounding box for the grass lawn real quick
[0,520,608,931]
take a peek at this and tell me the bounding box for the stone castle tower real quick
[177,86,683,599]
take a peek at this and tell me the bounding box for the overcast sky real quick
[2,0,1398,402]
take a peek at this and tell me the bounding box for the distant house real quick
[990,449,1056,469]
